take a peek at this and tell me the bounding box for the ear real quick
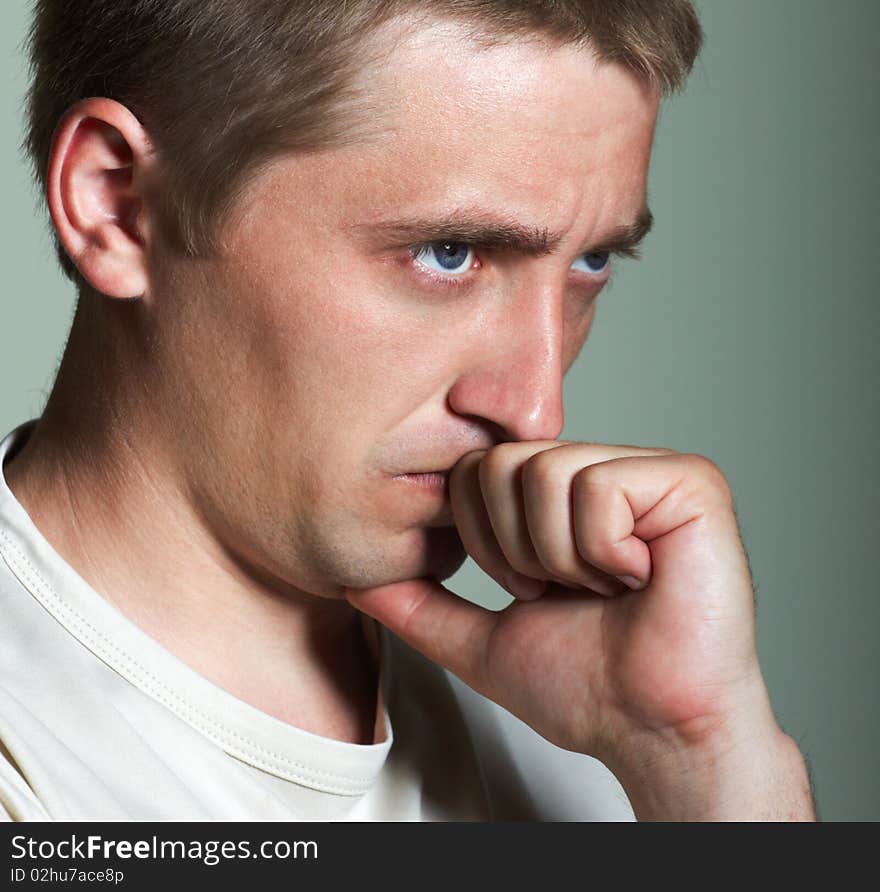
[47,98,156,299]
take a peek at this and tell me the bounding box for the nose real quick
[446,281,565,442]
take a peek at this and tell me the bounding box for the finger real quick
[477,441,569,581]
[449,450,546,600]
[481,441,675,590]
[525,498,626,596]
[344,578,498,697]
[570,452,726,588]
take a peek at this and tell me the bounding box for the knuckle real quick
[521,449,566,496]
[682,453,732,501]
[479,443,514,486]
[571,462,610,493]
[487,441,523,465]
[456,448,487,469]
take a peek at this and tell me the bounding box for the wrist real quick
[602,687,817,821]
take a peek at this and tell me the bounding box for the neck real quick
[4,295,380,745]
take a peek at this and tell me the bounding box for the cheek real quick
[228,260,460,452]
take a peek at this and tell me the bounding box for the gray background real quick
[1,1,877,820]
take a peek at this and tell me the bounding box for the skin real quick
[4,18,814,818]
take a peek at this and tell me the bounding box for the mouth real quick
[393,471,450,493]
[388,470,456,526]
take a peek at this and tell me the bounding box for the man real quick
[0,0,815,820]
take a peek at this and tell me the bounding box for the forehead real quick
[364,18,649,131]
[361,20,656,224]
[244,18,659,245]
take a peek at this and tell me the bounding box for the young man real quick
[0,1,815,820]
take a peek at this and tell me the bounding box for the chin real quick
[374,525,466,586]
[307,521,467,595]
[358,525,467,589]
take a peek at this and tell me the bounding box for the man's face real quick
[146,20,659,597]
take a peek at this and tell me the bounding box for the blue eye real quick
[571,250,611,275]
[412,242,475,276]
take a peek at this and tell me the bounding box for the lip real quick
[391,472,455,525]
[393,471,449,490]
[392,471,452,502]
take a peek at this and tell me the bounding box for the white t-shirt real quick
[0,420,634,821]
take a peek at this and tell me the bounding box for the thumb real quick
[344,578,498,695]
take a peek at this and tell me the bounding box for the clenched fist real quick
[345,441,815,821]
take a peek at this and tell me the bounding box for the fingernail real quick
[505,571,547,601]
[616,575,644,591]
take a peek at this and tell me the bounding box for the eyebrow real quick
[358,205,654,259]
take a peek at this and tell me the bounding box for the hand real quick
[345,441,815,820]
